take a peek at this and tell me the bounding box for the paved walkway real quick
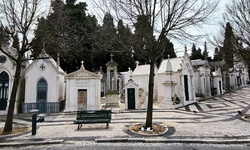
[1,87,250,146]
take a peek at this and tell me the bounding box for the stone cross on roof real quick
[41,42,46,54]
[128,67,133,81]
[81,60,85,69]
[135,61,139,67]
[110,53,114,61]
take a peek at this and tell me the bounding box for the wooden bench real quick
[73,110,111,129]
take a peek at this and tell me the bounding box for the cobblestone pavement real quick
[0,87,250,145]
[178,88,250,116]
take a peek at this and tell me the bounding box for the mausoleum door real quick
[128,88,135,109]
[184,75,189,101]
[78,89,87,110]
[0,72,9,110]
[37,78,47,112]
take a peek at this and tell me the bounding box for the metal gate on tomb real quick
[0,71,9,110]
[127,88,135,109]
[36,78,47,112]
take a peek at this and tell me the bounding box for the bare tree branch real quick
[222,0,250,66]
[224,0,250,47]
[0,0,50,133]
[93,0,219,128]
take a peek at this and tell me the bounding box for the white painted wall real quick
[64,67,102,112]
[193,65,211,98]
[181,63,196,105]
[24,59,65,103]
[131,65,158,101]
[65,79,101,111]
[157,55,196,108]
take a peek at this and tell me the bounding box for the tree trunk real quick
[3,60,22,133]
[145,61,155,128]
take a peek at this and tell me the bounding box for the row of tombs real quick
[0,45,249,114]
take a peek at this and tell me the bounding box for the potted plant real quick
[172,93,180,105]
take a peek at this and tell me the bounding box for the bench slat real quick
[74,119,110,124]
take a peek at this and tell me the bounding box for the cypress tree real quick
[190,43,204,60]
[203,41,208,60]
[222,22,235,68]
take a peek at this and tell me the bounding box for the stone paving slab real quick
[5,110,250,141]
[0,87,250,146]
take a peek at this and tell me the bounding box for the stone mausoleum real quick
[64,61,102,112]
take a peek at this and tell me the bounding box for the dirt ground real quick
[0,126,30,136]
[129,123,167,135]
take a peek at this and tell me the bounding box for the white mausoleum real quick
[212,67,224,96]
[24,50,65,112]
[131,62,158,102]
[64,61,102,111]
[0,44,20,115]
[191,59,212,99]
[157,48,196,108]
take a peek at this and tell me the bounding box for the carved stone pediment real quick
[65,67,102,79]
[74,73,91,77]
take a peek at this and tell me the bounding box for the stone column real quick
[113,70,116,90]
[106,69,110,90]
[160,81,177,109]
[105,54,119,110]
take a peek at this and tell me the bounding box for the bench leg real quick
[106,123,109,129]
[77,124,82,130]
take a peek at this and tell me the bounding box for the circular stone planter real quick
[243,114,250,122]
[129,123,168,136]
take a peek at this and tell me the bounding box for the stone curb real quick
[95,138,250,144]
[0,140,64,147]
[1,138,250,147]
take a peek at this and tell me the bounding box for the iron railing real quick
[22,100,65,113]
